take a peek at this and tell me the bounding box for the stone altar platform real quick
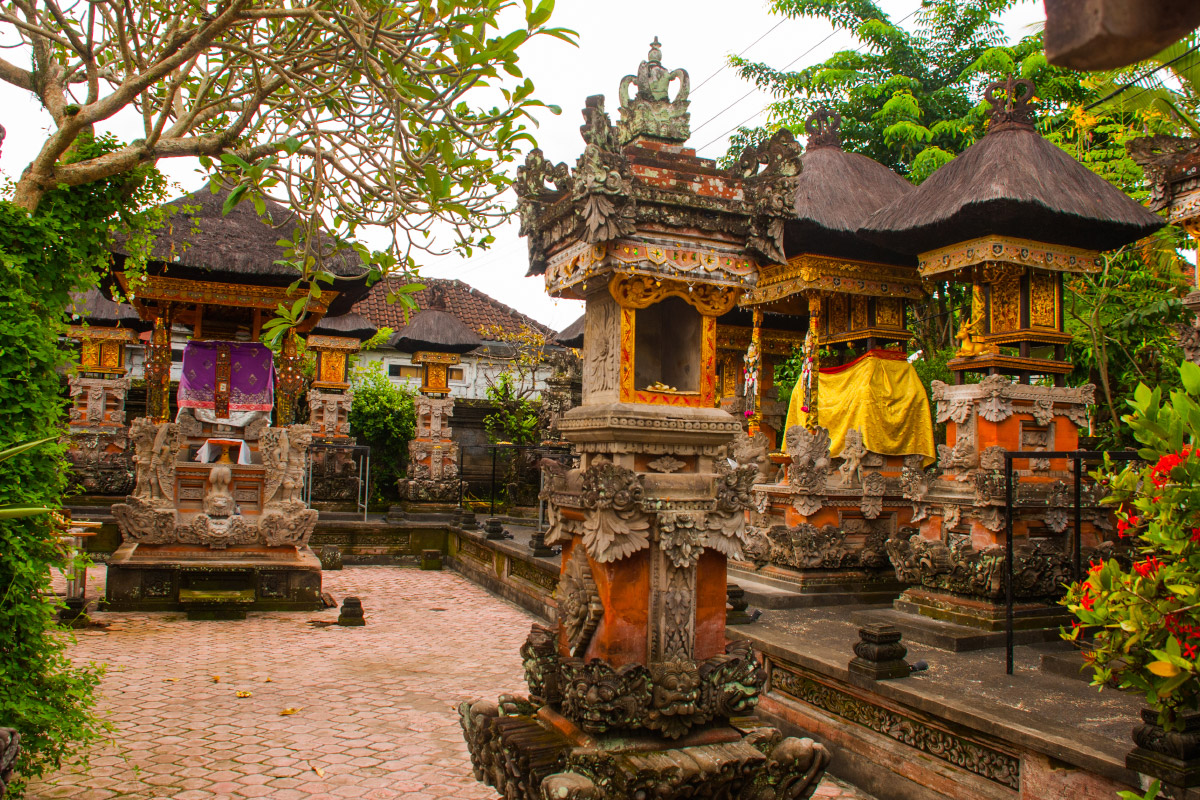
[105,542,322,618]
[731,602,1176,800]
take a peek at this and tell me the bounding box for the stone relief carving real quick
[658,514,705,570]
[583,292,620,398]
[580,462,651,563]
[114,419,319,548]
[728,430,774,482]
[937,430,975,473]
[860,471,886,520]
[839,429,866,487]
[886,529,1077,601]
[560,546,604,657]
[647,455,685,474]
[785,426,832,492]
[771,662,1017,790]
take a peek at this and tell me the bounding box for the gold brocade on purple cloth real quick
[178,341,275,412]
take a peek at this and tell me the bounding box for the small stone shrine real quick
[305,312,376,502]
[64,288,147,495]
[103,183,370,615]
[859,78,1164,632]
[734,108,934,606]
[460,39,831,800]
[395,306,481,506]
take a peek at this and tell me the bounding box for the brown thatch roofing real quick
[787,110,917,266]
[311,312,377,341]
[389,309,482,354]
[861,99,1164,254]
[555,314,584,348]
[110,182,371,314]
[67,288,148,330]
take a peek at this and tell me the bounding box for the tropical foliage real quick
[348,362,417,502]
[1063,362,1200,730]
[732,1,1195,445]
[0,134,167,796]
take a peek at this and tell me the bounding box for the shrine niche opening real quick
[634,296,701,394]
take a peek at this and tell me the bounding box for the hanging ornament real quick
[743,340,760,418]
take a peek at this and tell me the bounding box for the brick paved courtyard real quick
[30,566,872,800]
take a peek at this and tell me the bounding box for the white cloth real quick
[194,439,252,465]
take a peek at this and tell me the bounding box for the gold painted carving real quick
[1030,271,1058,329]
[608,274,740,316]
[875,297,904,329]
[989,267,1022,334]
[413,351,461,365]
[850,295,868,331]
[918,235,1102,278]
[827,295,847,335]
[744,254,923,306]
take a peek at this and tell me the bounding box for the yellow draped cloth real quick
[784,351,936,466]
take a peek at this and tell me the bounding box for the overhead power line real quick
[692,18,789,96]
[694,4,923,154]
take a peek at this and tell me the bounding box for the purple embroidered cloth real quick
[178,341,275,412]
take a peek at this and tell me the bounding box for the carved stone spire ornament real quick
[616,37,690,145]
[461,43,829,800]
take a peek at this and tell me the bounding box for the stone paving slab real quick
[31,565,871,800]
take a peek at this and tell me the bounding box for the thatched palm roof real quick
[861,88,1164,254]
[67,287,148,330]
[110,182,371,314]
[311,312,378,341]
[389,309,482,354]
[787,110,916,266]
[555,314,584,348]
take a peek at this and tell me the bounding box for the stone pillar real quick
[399,394,460,505]
[66,325,137,495]
[460,39,829,800]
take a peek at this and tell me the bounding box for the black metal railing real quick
[305,442,371,521]
[1003,449,1140,674]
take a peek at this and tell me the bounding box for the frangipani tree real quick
[0,0,573,284]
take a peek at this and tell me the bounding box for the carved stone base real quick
[398,478,460,504]
[113,496,318,548]
[104,542,323,612]
[728,562,904,608]
[894,587,1071,633]
[460,698,830,800]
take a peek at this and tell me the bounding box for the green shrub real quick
[348,362,416,501]
[1063,361,1200,731]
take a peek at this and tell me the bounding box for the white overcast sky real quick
[0,0,1045,332]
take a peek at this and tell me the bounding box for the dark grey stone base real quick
[104,542,323,613]
[852,606,1067,652]
[728,562,905,608]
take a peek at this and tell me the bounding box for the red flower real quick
[1117,514,1141,538]
[1185,642,1198,661]
[1089,560,1104,574]
[1191,527,1200,544]
[1080,590,1095,611]
[1135,556,1164,577]
[1151,447,1193,488]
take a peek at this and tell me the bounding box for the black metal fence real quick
[1003,449,1140,674]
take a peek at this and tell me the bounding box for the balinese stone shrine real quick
[856,77,1163,636]
[395,306,482,507]
[460,40,833,800]
[87,184,373,617]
